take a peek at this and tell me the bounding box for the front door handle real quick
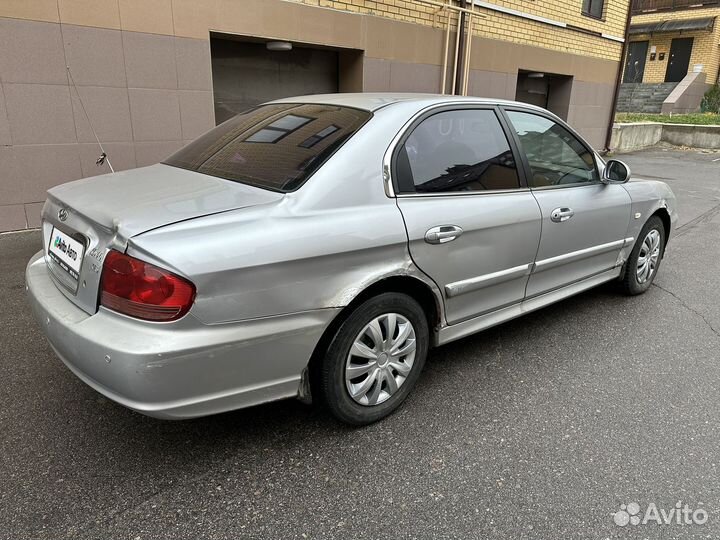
[550,207,574,223]
[425,225,463,244]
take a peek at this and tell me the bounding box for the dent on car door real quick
[393,107,542,325]
[504,109,632,297]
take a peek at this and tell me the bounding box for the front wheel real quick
[620,215,665,295]
[318,293,429,425]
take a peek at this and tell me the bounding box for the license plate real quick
[48,227,85,283]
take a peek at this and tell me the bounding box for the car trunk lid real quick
[48,164,283,238]
[41,164,283,315]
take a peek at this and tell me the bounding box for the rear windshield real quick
[163,103,371,192]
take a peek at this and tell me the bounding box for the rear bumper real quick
[25,251,339,419]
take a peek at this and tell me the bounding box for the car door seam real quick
[392,195,448,327]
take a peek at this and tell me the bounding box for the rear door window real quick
[395,109,521,194]
[164,104,371,192]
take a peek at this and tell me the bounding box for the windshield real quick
[163,103,371,192]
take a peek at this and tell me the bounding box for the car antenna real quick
[66,66,115,173]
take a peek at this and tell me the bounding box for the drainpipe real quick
[462,12,474,96]
[441,5,452,93]
[604,0,634,153]
[454,0,468,95]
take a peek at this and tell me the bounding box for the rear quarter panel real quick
[130,104,431,325]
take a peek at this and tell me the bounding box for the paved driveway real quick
[1,148,719,539]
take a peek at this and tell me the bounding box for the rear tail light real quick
[100,250,196,322]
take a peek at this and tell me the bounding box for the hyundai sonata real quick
[26,93,677,425]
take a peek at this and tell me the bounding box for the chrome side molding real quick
[437,266,624,346]
[534,237,634,271]
[445,263,533,298]
[443,237,634,298]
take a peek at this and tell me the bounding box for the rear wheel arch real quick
[304,275,441,402]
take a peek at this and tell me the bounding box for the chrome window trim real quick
[530,182,604,191]
[397,188,531,198]
[445,263,533,298]
[595,152,607,168]
[383,103,452,198]
[382,102,527,198]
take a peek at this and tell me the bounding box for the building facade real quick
[627,0,719,84]
[620,0,719,112]
[0,0,631,232]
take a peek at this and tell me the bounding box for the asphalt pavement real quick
[1,147,720,539]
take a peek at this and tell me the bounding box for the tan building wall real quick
[629,6,720,84]
[0,0,630,232]
[297,0,627,60]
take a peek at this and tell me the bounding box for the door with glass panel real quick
[503,108,632,298]
[394,107,542,324]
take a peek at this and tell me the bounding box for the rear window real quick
[163,103,371,192]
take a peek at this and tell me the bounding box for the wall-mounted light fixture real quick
[266,41,293,51]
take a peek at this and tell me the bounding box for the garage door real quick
[210,38,339,124]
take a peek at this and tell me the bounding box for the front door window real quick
[505,111,599,188]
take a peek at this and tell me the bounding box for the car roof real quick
[269,92,547,114]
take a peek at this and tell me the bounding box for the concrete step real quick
[617,82,678,113]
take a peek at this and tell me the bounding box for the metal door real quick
[502,108,632,298]
[623,41,648,83]
[665,38,693,83]
[393,107,542,324]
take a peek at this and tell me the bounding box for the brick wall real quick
[298,0,628,61]
[629,6,720,83]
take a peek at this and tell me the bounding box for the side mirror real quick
[602,159,631,184]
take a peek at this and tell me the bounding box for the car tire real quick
[620,215,665,295]
[319,292,429,426]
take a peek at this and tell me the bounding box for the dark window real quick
[582,0,604,19]
[396,109,520,194]
[299,124,340,148]
[506,111,599,187]
[164,104,370,192]
[245,114,312,143]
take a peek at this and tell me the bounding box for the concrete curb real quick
[611,122,720,152]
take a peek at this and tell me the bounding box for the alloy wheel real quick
[636,229,661,284]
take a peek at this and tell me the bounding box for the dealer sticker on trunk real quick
[48,227,84,282]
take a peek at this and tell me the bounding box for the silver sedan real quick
[26,93,678,425]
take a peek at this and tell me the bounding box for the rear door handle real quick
[425,225,463,244]
[550,207,574,223]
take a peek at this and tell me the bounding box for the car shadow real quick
[5,275,640,517]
